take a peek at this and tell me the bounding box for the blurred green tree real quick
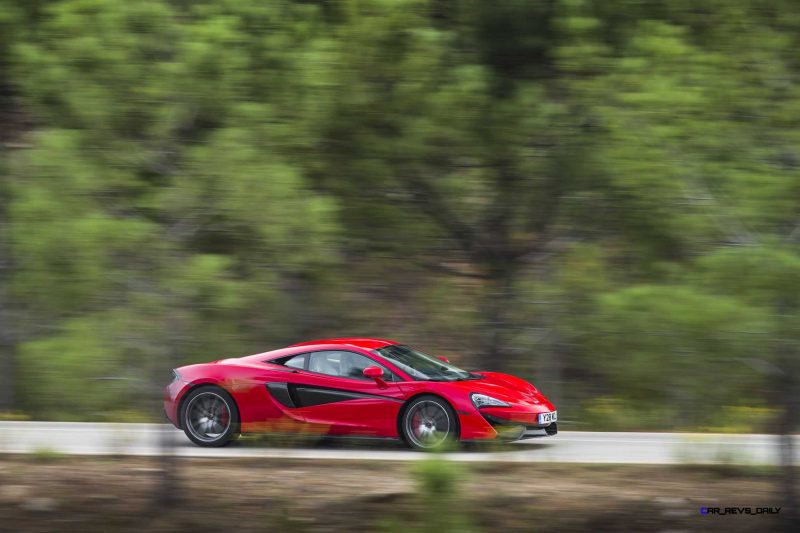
[310,0,599,371]
[7,0,342,417]
[0,0,796,470]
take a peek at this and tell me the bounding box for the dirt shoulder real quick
[0,455,791,532]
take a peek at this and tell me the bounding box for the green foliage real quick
[590,286,768,392]
[412,457,464,498]
[383,458,476,533]
[31,447,65,463]
[699,405,779,434]
[580,397,678,432]
[0,0,798,429]
[5,0,345,418]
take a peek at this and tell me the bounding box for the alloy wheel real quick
[405,400,451,449]
[184,391,231,443]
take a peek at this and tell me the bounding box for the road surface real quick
[0,422,797,464]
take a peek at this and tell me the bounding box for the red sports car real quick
[164,338,557,449]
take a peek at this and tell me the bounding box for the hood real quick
[435,371,553,411]
[470,372,545,403]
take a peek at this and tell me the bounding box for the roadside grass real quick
[0,411,30,421]
[577,398,776,433]
[30,447,66,463]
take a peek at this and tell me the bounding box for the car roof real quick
[237,338,400,363]
[288,338,398,350]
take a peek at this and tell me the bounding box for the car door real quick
[287,350,408,437]
[248,353,310,434]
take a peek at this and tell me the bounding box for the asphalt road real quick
[1,422,798,464]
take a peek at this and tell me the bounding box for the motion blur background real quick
[0,0,800,533]
[1,0,798,434]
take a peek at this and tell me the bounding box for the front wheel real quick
[401,395,458,450]
[181,385,239,447]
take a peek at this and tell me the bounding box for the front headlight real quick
[471,393,510,409]
[171,369,180,383]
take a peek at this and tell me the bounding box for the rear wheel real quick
[181,385,239,447]
[401,395,457,450]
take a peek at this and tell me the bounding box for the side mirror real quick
[363,366,384,379]
[437,356,450,363]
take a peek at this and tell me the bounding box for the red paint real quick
[164,338,556,443]
[362,366,383,379]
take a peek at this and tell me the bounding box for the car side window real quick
[307,351,393,381]
[283,354,306,369]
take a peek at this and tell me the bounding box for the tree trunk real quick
[0,288,14,411]
[0,207,14,412]
[771,300,799,532]
[478,264,517,373]
[777,353,798,532]
[153,310,183,511]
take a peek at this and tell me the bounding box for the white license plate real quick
[538,411,557,424]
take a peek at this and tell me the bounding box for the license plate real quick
[538,411,557,424]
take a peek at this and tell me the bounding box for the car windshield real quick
[375,345,475,381]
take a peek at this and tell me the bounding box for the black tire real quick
[400,395,458,450]
[180,385,240,447]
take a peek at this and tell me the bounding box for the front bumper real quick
[482,413,557,440]
[519,422,558,439]
[457,407,558,441]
